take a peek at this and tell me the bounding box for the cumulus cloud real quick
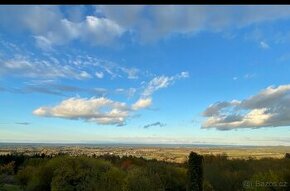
[33,96,152,126]
[34,16,125,48]
[0,5,63,34]
[132,97,152,110]
[81,16,124,45]
[142,71,189,97]
[0,6,124,48]
[143,122,166,128]
[202,84,290,130]
[33,97,130,126]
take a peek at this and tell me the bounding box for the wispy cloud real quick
[0,80,108,97]
[15,122,30,125]
[142,71,189,97]
[132,97,152,110]
[244,73,256,79]
[115,88,136,98]
[202,84,290,130]
[0,44,139,80]
[0,55,91,80]
[95,71,104,79]
[143,122,166,129]
[232,73,256,81]
[260,41,270,49]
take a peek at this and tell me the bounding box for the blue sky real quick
[1,5,290,145]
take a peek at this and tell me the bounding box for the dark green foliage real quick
[285,153,290,159]
[203,155,290,191]
[8,154,187,191]
[1,153,290,191]
[187,152,203,191]
[50,157,106,191]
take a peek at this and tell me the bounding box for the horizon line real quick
[0,142,289,147]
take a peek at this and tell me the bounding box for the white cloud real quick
[0,6,63,34]
[232,73,255,81]
[244,73,256,79]
[33,96,153,126]
[33,97,130,126]
[142,76,170,97]
[95,5,145,28]
[86,57,139,79]
[202,84,290,130]
[95,71,104,78]
[33,16,125,48]
[179,71,190,78]
[120,67,139,79]
[132,97,152,110]
[34,36,54,51]
[127,88,137,98]
[0,6,124,48]
[79,71,92,79]
[260,41,270,49]
[0,55,91,80]
[0,51,139,80]
[97,5,290,42]
[82,16,124,45]
[115,88,136,98]
[142,72,189,97]
[2,6,290,47]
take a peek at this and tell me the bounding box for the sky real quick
[1,5,290,145]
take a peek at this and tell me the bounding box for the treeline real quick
[1,154,188,191]
[1,152,290,191]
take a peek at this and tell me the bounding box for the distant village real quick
[1,144,289,163]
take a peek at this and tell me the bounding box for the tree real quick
[187,152,203,191]
[0,161,16,188]
[125,168,156,191]
[51,157,100,191]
